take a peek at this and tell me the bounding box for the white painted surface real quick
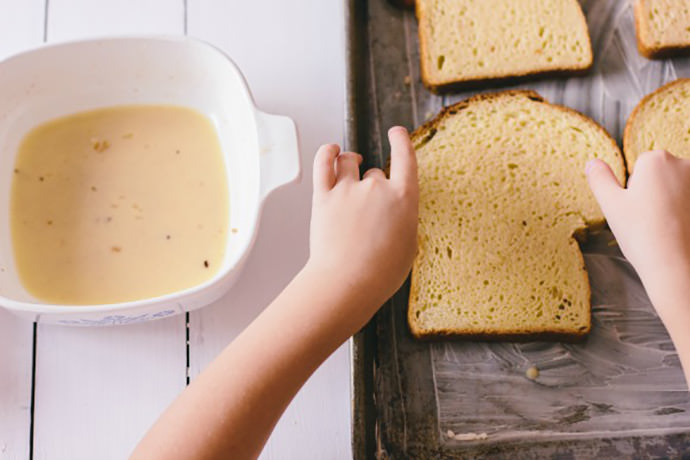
[33,319,187,459]
[0,0,44,59]
[0,2,44,458]
[47,0,183,39]
[187,1,351,459]
[0,311,32,460]
[0,1,350,459]
[32,2,188,460]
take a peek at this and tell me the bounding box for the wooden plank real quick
[0,2,45,458]
[32,2,187,459]
[33,319,186,459]
[186,1,352,458]
[0,313,34,460]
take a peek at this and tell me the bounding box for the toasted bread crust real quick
[408,243,592,341]
[408,90,625,341]
[415,0,434,91]
[415,1,594,92]
[634,0,690,59]
[411,90,626,198]
[409,327,589,342]
[410,91,546,146]
[423,68,592,95]
[623,78,690,173]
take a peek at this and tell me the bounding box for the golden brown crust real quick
[409,328,589,343]
[409,259,591,342]
[623,78,690,174]
[408,89,625,341]
[411,89,626,191]
[634,0,690,59]
[415,0,435,92]
[641,45,690,60]
[410,90,544,146]
[408,265,423,337]
[634,0,653,58]
[425,68,592,94]
[416,0,593,92]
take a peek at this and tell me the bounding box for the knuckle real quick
[361,176,376,186]
[318,144,337,157]
[337,153,358,167]
[362,176,380,190]
[632,149,680,178]
[636,151,662,169]
[365,169,385,181]
[396,184,417,201]
[648,149,672,163]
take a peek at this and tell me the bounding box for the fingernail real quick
[585,159,597,175]
[389,126,408,135]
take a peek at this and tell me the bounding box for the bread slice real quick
[624,78,690,172]
[408,90,626,340]
[634,0,690,59]
[416,0,593,92]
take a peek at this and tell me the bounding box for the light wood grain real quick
[187,1,351,459]
[0,2,45,458]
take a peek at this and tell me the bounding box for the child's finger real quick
[335,152,362,182]
[629,150,680,189]
[388,126,417,191]
[313,144,340,192]
[585,159,623,215]
[363,168,386,180]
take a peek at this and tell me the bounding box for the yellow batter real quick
[10,105,229,305]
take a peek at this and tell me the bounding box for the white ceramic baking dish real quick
[0,37,300,325]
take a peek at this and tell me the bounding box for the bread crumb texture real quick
[416,0,592,88]
[635,0,690,57]
[624,78,690,173]
[408,91,625,339]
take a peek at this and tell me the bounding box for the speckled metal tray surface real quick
[346,0,690,458]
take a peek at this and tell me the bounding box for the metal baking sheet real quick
[346,0,690,458]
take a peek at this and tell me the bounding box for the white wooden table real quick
[0,1,351,459]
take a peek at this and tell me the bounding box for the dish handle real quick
[255,110,301,199]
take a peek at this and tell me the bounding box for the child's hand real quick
[306,127,418,322]
[586,151,690,329]
[133,127,418,460]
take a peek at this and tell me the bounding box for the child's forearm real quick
[132,130,417,459]
[586,153,690,388]
[131,263,376,460]
[646,281,690,386]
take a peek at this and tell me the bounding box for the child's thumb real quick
[585,159,623,214]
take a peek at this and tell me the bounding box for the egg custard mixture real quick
[10,105,229,305]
